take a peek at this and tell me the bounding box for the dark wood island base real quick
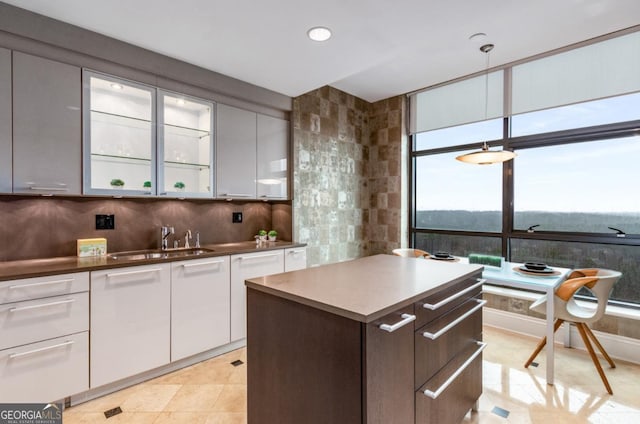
[246,254,484,424]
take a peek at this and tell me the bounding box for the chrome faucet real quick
[161,226,174,250]
[185,229,192,249]
[195,231,200,248]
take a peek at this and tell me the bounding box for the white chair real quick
[392,248,429,258]
[524,268,622,394]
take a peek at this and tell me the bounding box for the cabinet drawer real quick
[414,274,483,328]
[0,292,89,350]
[0,272,89,304]
[415,297,483,389]
[0,331,89,402]
[416,341,485,424]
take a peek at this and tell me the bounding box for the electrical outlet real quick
[232,212,243,223]
[96,214,115,230]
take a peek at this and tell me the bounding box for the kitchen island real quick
[245,254,485,424]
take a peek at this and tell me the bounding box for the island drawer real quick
[414,296,484,389]
[415,340,485,424]
[0,291,89,350]
[414,273,483,328]
[0,272,89,304]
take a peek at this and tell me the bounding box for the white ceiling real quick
[3,0,640,102]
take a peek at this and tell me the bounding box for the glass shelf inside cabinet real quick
[91,109,152,128]
[164,123,210,139]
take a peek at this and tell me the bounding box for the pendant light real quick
[456,43,516,165]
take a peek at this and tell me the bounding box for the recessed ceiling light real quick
[110,83,123,90]
[307,26,332,42]
[176,98,186,106]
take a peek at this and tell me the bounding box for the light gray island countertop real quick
[245,253,483,323]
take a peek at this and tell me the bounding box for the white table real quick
[480,261,571,385]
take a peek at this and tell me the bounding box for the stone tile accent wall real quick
[367,96,406,255]
[292,87,405,266]
[292,87,369,266]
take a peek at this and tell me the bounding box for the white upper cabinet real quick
[13,52,81,195]
[216,104,257,199]
[0,48,10,193]
[83,70,156,195]
[217,104,290,200]
[257,114,289,200]
[158,90,214,197]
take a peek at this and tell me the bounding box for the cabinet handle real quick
[9,278,74,290]
[106,268,162,278]
[219,193,252,197]
[182,259,225,268]
[260,195,284,198]
[9,340,75,359]
[422,279,485,311]
[28,185,69,191]
[288,249,306,255]
[421,299,487,340]
[422,341,487,399]
[379,313,416,333]
[9,298,75,313]
[237,253,281,261]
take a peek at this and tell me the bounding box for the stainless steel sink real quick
[109,248,214,261]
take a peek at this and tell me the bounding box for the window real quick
[511,92,640,137]
[513,136,640,233]
[511,239,640,305]
[415,233,501,258]
[409,29,640,306]
[414,118,502,150]
[415,150,502,232]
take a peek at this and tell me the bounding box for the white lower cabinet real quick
[284,247,307,272]
[0,331,89,403]
[90,264,171,388]
[230,250,284,341]
[0,271,89,402]
[171,257,231,361]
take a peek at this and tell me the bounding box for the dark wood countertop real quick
[0,241,306,281]
[245,254,483,323]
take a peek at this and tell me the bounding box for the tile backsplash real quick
[0,196,290,261]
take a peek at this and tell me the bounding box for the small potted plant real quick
[143,181,151,189]
[258,229,267,242]
[174,181,186,192]
[268,230,277,242]
[110,178,125,189]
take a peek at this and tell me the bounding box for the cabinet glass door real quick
[83,71,156,195]
[158,91,214,197]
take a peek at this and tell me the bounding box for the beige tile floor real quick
[64,326,640,423]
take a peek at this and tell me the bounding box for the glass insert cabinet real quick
[83,70,214,198]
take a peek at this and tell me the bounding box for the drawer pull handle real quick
[422,299,487,340]
[9,298,76,312]
[182,260,225,268]
[379,313,416,333]
[288,250,306,255]
[9,340,75,359]
[423,341,487,399]
[106,268,162,278]
[422,279,485,311]
[9,278,74,290]
[219,193,252,197]
[237,253,281,261]
[28,185,69,191]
